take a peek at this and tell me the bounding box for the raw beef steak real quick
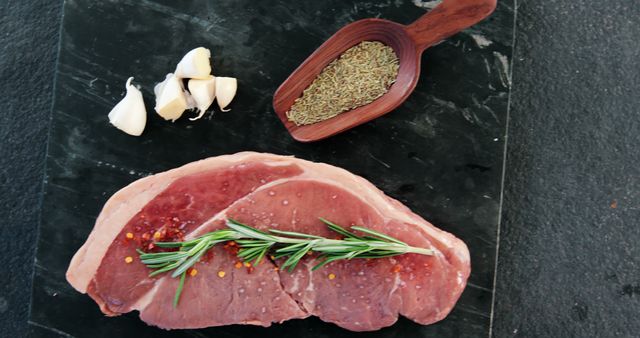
[66,152,470,331]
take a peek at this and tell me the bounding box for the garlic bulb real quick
[174,47,212,79]
[187,76,216,120]
[108,77,147,136]
[154,73,189,122]
[215,77,237,112]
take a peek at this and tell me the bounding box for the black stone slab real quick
[29,0,514,336]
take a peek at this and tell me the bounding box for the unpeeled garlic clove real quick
[108,77,147,136]
[187,76,216,120]
[174,47,212,79]
[154,73,189,122]
[215,77,237,112]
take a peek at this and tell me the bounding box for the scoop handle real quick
[405,0,497,52]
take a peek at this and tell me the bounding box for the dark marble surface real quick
[0,0,63,336]
[2,1,639,338]
[494,1,640,336]
[27,0,513,337]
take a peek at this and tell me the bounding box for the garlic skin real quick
[215,77,237,112]
[174,47,212,79]
[108,77,147,136]
[185,90,197,111]
[154,73,189,122]
[187,76,216,120]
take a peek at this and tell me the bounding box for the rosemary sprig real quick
[138,218,433,306]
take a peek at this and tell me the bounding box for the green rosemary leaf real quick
[251,246,271,266]
[140,252,190,265]
[272,250,292,259]
[154,241,188,248]
[354,251,406,259]
[350,226,406,245]
[206,230,238,242]
[184,237,212,257]
[312,255,345,270]
[146,262,173,269]
[235,239,272,247]
[173,271,186,308]
[320,218,363,240]
[269,229,323,239]
[149,258,186,277]
[281,243,313,272]
[274,242,308,253]
[237,246,265,259]
[139,251,182,258]
[226,219,275,241]
[172,239,212,278]
[312,244,367,252]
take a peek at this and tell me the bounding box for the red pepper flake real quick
[391,264,403,273]
[247,266,255,274]
[235,262,243,269]
[223,242,239,255]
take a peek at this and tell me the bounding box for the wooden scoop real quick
[273,0,497,142]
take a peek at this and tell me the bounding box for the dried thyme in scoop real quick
[286,41,399,126]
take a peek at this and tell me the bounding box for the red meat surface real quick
[67,152,470,331]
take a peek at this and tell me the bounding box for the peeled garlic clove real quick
[174,47,211,79]
[187,76,216,120]
[154,73,189,122]
[108,77,147,136]
[153,73,172,98]
[215,77,237,112]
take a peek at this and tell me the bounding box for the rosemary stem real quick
[226,233,434,257]
[405,246,435,256]
[140,218,434,307]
